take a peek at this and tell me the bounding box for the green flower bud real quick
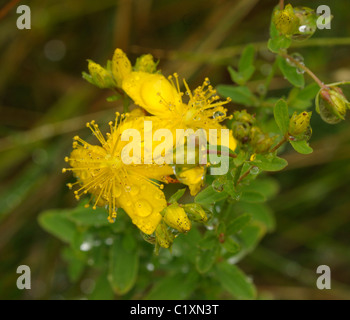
[233,110,256,125]
[163,204,191,233]
[250,127,275,154]
[316,87,349,124]
[292,7,317,41]
[231,110,255,144]
[182,203,208,223]
[273,4,299,37]
[134,54,158,73]
[288,111,312,140]
[82,60,117,88]
[155,221,175,249]
[231,122,251,143]
[273,4,317,41]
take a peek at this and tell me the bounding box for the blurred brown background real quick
[0,0,350,299]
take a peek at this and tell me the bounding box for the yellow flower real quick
[113,49,236,149]
[174,165,206,196]
[111,49,237,195]
[63,112,174,235]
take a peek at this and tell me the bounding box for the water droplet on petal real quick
[135,200,153,217]
[130,185,140,196]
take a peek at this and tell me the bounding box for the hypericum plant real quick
[39,1,349,299]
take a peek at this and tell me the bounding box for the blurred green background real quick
[1,0,350,300]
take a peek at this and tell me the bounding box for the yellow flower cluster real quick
[63,48,236,248]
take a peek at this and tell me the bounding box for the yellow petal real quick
[122,72,182,117]
[116,173,166,234]
[175,166,205,196]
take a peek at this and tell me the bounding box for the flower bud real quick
[288,111,312,139]
[231,110,255,144]
[155,221,175,248]
[273,4,317,41]
[292,7,317,41]
[112,48,132,87]
[316,87,349,124]
[250,127,275,154]
[83,60,116,89]
[182,203,208,223]
[233,110,256,125]
[231,122,251,143]
[163,204,191,233]
[273,4,299,37]
[134,54,158,73]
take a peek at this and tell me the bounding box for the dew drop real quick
[135,200,153,217]
[213,111,225,119]
[250,166,260,175]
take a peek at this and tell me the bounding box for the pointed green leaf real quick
[274,99,290,134]
[108,236,139,295]
[277,55,305,88]
[227,213,252,235]
[217,85,257,106]
[145,273,198,300]
[240,191,266,203]
[168,188,186,204]
[195,186,228,206]
[38,210,76,244]
[290,140,313,154]
[196,245,219,274]
[214,262,256,300]
[251,154,288,172]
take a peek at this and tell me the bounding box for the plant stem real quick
[279,0,284,10]
[237,166,253,185]
[270,135,288,153]
[281,53,327,90]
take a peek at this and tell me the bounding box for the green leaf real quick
[196,246,219,274]
[195,186,228,206]
[228,66,245,86]
[108,236,139,295]
[240,191,266,203]
[89,274,115,300]
[251,154,288,172]
[168,188,186,204]
[237,203,276,232]
[277,55,305,88]
[61,247,86,282]
[290,140,313,154]
[217,85,257,106]
[227,45,255,85]
[222,237,241,254]
[239,224,264,251]
[241,178,280,200]
[289,83,319,110]
[239,45,255,76]
[199,233,218,250]
[214,262,256,300]
[38,210,76,244]
[274,99,290,134]
[226,213,252,235]
[146,272,198,300]
[67,206,110,227]
[233,150,247,167]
